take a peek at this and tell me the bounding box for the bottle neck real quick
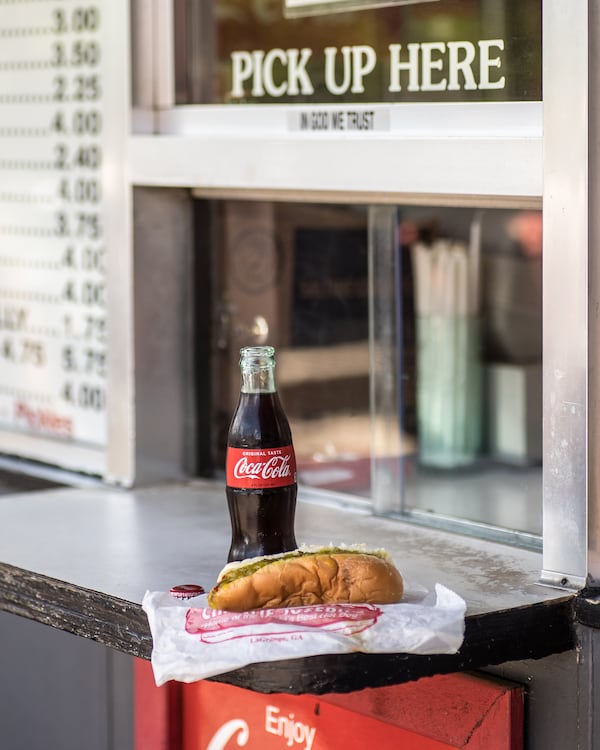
[239,345,277,394]
[240,366,276,394]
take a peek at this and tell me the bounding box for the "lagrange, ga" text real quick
[231,39,506,98]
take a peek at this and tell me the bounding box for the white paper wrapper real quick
[142,581,466,686]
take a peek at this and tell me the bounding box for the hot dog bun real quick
[208,545,404,611]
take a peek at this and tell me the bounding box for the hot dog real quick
[208,545,404,611]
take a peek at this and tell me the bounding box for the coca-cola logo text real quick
[226,445,296,489]
[206,718,249,750]
[234,453,292,481]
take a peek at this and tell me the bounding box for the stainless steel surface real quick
[0,481,564,615]
[369,205,403,514]
[129,119,542,200]
[154,0,175,109]
[541,0,589,588]
[131,0,174,118]
[131,0,155,111]
[131,101,542,200]
[131,0,156,134]
[105,2,135,485]
[588,0,600,585]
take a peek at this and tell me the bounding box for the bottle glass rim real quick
[240,345,275,358]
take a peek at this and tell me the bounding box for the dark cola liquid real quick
[226,391,297,562]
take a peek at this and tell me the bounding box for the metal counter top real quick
[0,480,574,694]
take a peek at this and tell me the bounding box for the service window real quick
[131,0,549,551]
[207,198,542,547]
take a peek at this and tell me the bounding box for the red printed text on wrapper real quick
[185,603,382,644]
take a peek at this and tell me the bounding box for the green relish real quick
[218,547,386,588]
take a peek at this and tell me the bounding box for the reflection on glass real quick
[213,202,371,498]
[175,0,541,105]
[279,213,372,497]
[371,205,542,538]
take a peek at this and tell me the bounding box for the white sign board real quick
[0,1,129,475]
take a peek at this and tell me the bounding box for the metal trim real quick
[154,0,175,109]
[130,132,542,198]
[587,0,600,585]
[541,0,589,586]
[104,3,135,485]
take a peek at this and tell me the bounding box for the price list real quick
[0,1,108,449]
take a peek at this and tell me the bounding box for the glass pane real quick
[211,200,371,498]
[174,0,541,105]
[209,198,543,539]
[371,204,542,540]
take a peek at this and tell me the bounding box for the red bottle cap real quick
[169,584,205,599]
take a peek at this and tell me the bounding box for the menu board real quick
[0,1,125,465]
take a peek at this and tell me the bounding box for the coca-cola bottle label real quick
[226,445,297,489]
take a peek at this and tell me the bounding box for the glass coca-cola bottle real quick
[225,345,298,562]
